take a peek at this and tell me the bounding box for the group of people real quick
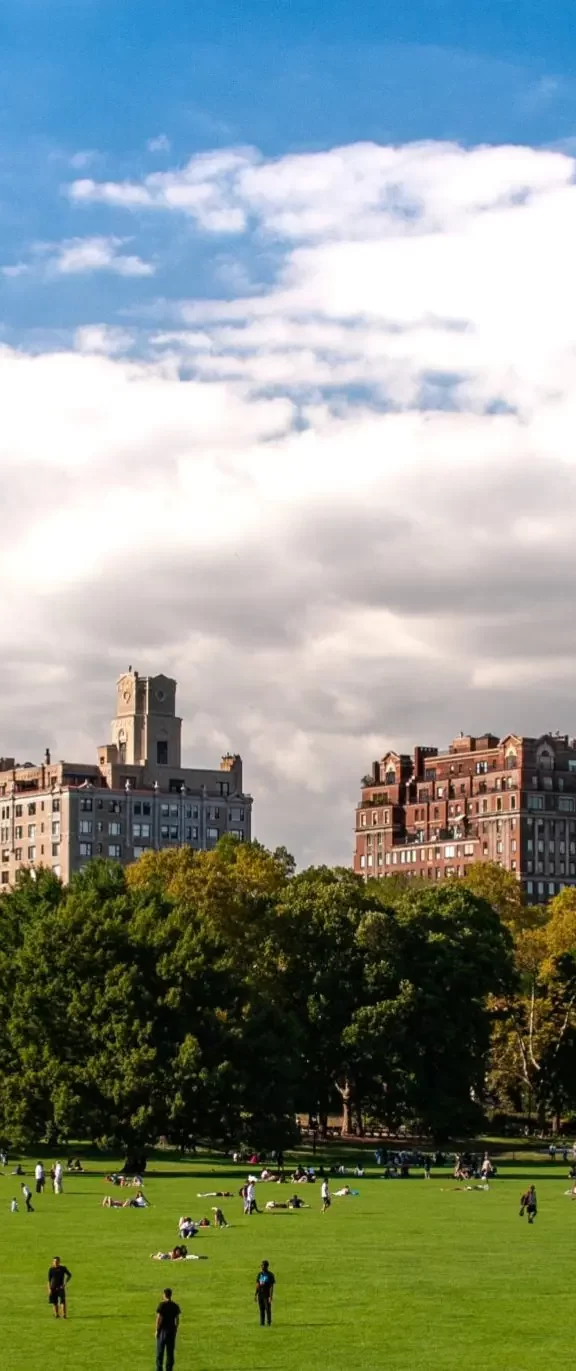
[11,1161,64,1212]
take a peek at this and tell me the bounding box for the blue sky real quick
[3,0,576,334]
[3,1,576,866]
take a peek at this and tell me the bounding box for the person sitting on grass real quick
[67,1158,84,1173]
[212,1206,230,1228]
[178,1216,198,1239]
[291,1166,307,1183]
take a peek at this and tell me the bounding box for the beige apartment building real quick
[0,669,252,887]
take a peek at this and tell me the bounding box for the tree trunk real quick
[336,1079,353,1135]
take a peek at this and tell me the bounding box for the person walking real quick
[155,1287,181,1371]
[47,1256,72,1318]
[520,1185,537,1224]
[35,1162,45,1195]
[321,1178,331,1212]
[255,1260,275,1326]
[53,1162,63,1195]
[21,1183,34,1213]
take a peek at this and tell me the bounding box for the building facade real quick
[354,732,576,903]
[0,669,252,887]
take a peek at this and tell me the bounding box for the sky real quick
[2,1,576,866]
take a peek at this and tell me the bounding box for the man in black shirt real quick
[155,1287,181,1371]
[47,1257,72,1319]
[254,1260,275,1326]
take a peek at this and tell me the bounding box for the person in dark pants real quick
[21,1183,34,1213]
[155,1287,181,1371]
[47,1257,72,1318]
[255,1260,275,1326]
[520,1185,537,1224]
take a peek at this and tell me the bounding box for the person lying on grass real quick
[151,1245,207,1261]
[196,1190,233,1198]
[102,1192,149,1208]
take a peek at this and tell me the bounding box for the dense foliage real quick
[0,844,518,1148]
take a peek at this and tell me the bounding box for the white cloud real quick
[74,324,135,355]
[6,138,576,866]
[147,134,171,154]
[52,236,154,277]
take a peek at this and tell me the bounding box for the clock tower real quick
[111,669,182,768]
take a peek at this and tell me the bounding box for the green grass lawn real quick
[1,1149,575,1371]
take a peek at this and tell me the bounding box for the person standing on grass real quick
[321,1178,331,1212]
[54,1161,63,1195]
[520,1185,537,1224]
[35,1162,45,1195]
[21,1183,34,1213]
[155,1287,181,1371]
[423,1155,431,1180]
[247,1180,260,1214]
[47,1257,72,1318]
[255,1261,275,1326]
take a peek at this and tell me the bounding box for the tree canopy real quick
[0,846,520,1148]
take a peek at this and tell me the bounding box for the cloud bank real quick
[3,138,576,865]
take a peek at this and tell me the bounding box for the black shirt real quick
[156,1299,181,1334]
[256,1270,275,1298]
[48,1265,71,1290]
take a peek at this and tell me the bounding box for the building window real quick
[80,797,93,812]
[208,827,219,842]
[1,872,8,884]
[527,795,544,810]
[559,797,576,813]
[161,826,169,839]
[79,842,92,857]
[132,823,150,839]
[134,802,142,815]
[28,824,36,838]
[496,841,503,854]
[464,843,475,856]
[169,804,178,817]
[511,839,517,853]
[15,805,22,818]
[52,822,60,839]
[14,826,22,840]
[27,802,36,816]
[108,843,121,858]
[360,855,366,868]
[496,798,502,812]
[52,864,61,877]
[108,801,122,814]
[133,845,151,858]
[475,761,488,774]
[52,798,60,813]
[444,845,455,858]
[79,820,92,835]
[229,807,244,822]
[51,842,59,857]
[108,821,121,836]
[209,807,220,821]
[218,781,230,797]
[27,845,36,861]
[156,741,168,765]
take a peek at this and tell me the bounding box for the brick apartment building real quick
[0,668,252,887]
[354,732,576,903]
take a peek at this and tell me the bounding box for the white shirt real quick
[35,1165,44,1181]
[247,1182,255,1202]
[54,1163,63,1181]
[321,1181,329,1199]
